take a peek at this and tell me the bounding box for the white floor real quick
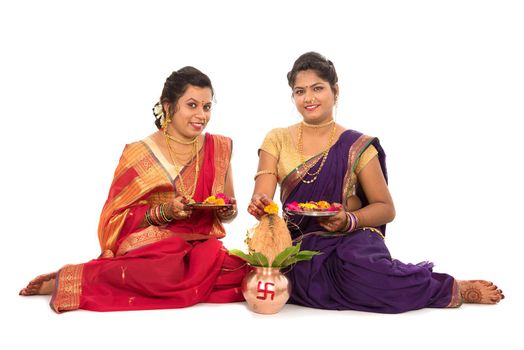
[4,289,521,350]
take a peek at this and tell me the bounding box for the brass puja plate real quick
[285,209,338,217]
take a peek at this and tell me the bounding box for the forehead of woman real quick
[179,85,213,103]
[293,70,329,88]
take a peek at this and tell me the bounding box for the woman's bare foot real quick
[19,272,57,296]
[458,280,504,304]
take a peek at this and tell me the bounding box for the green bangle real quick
[159,203,173,223]
[145,208,155,226]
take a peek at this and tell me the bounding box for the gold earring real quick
[161,115,171,130]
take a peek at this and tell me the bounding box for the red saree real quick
[50,133,248,312]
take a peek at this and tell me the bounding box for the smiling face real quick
[164,85,213,140]
[292,69,338,124]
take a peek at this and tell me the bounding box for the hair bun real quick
[287,51,338,89]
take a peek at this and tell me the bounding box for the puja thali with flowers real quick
[187,193,233,210]
[285,200,339,217]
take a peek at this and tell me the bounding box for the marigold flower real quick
[204,193,230,205]
[317,201,331,209]
[299,202,318,210]
[204,195,217,204]
[264,202,279,215]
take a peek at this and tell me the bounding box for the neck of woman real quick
[302,118,334,129]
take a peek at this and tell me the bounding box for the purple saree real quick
[282,130,461,313]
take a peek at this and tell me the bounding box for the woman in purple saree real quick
[248,52,504,313]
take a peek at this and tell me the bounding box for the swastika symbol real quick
[256,280,275,300]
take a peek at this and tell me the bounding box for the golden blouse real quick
[260,127,377,184]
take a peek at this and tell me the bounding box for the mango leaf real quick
[294,250,322,259]
[228,249,259,266]
[252,252,270,267]
[280,250,322,268]
[271,243,301,268]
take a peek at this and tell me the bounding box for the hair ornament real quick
[153,101,166,127]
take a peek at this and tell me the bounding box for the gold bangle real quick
[254,170,277,181]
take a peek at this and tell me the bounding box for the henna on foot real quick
[458,280,504,304]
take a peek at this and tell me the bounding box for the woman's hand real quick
[247,193,272,220]
[216,197,238,222]
[167,196,192,220]
[317,203,348,232]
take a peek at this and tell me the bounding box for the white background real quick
[1,0,523,349]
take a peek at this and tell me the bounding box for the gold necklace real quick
[302,119,335,129]
[296,122,337,184]
[165,132,198,145]
[171,147,195,159]
[164,132,200,199]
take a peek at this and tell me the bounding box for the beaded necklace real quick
[296,121,337,184]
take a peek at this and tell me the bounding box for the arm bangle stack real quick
[343,211,359,233]
[145,203,173,226]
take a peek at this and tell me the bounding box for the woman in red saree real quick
[20,66,248,312]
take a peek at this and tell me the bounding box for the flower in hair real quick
[152,101,164,120]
